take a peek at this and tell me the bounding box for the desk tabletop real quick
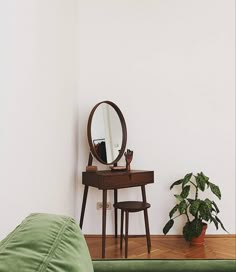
[83,169,153,175]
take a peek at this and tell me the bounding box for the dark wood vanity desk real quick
[79,170,154,258]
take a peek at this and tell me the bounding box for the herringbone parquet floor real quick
[85,235,236,259]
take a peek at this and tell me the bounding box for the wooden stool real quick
[113,201,151,258]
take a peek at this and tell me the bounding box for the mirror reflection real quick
[91,103,122,164]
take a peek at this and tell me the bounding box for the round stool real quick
[113,201,151,258]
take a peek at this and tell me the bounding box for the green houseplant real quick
[163,172,227,244]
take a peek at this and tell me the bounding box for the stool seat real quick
[114,201,150,212]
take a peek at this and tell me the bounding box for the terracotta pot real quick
[191,224,207,246]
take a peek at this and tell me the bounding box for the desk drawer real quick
[100,171,154,189]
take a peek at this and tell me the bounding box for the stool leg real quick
[114,189,118,238]
[143,209,151,253]
[125,211,129,258]
[120,210,124,250]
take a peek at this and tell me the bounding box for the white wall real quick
[0,0,78,240]
[77,0,235,235]
[0,0,234,240]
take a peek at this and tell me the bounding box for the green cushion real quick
[92,259,236,272]
[0,213,94,272]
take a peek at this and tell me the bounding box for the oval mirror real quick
[87,101,127,165]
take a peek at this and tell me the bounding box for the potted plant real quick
[163,172,227,245]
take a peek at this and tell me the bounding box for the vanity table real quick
[80,170,154,258]
[80,101,154,258]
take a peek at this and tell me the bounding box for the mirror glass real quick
[87,101,127,165]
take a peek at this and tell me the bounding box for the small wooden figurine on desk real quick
[124,149,133,171]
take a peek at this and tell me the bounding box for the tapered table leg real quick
[80,185,89,229]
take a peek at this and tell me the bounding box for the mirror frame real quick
[87,101,127,165]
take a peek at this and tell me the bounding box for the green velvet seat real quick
[92,259,236,272]
[0,213,94,272]
[0,213,235,272]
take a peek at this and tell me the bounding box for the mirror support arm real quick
[88,152,93,166]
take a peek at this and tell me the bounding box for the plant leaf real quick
[170,179,183,190]
[178,200,187,214]
[191,219,203,237]
[182,173,192,187]
[174,194,184,202]
[180,185,190,199]
[187,198,195,205]
[183,222,192,241]
[210,215,219,230]
[189,199,201,216]
[200,172,210,188]
[183,219,203,241]
[209,183,221,200]
[200,172,209,181]
[215,216,228,233]
[169,204,179,218]
[212,201,220,214]
[205,198,212,210]
[199,201,211,221]
[163,219,174,235]
[195,173,206,191]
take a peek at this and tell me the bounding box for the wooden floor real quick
[85,235,236,259]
